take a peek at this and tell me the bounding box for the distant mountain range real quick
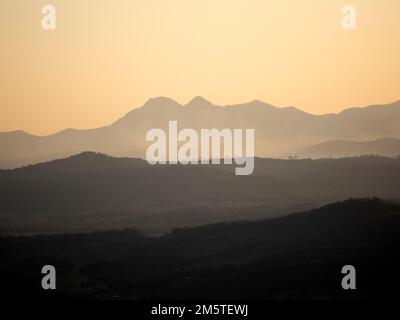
[1,97,400,168]
[299,137,400,158]
[1,152,400,235]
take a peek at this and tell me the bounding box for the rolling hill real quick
[1,152,400,235]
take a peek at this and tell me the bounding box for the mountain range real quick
[1,97,400,168]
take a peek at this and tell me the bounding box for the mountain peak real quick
[143,96,181,108]
[186,96,214,108]
[68,151,108,160]
[246,99,277,109]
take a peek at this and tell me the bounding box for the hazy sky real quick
[1,0,399,135]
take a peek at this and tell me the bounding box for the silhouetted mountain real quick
[1,98,399,168]
[1,153,400,235]
[1,198,399,299]
[299,137,400,158]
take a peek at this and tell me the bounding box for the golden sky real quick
[0,0,399,135]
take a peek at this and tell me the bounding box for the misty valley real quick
[1,153,400,235]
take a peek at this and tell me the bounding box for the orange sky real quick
[1,0,399,135]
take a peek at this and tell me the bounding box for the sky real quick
[0,0,399,135]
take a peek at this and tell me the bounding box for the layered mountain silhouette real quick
[1,97,400,168]
[1,152,400,235]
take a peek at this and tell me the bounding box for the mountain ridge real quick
[4,97,400,137]
[299,137,400,158]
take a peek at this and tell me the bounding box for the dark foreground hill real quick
[1,198,399,300]
[1,152,400,234]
